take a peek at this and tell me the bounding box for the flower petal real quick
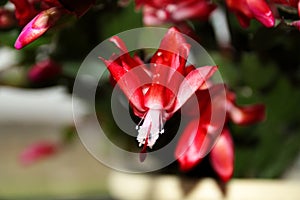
[175,119,206,171]
[172,65,217,113]
[228,103,266,125]
[247,0,275,27]
[210,128,234,182]
[101,58,148,113]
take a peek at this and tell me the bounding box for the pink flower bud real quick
[28,59,62,83]
[14,7,62,50]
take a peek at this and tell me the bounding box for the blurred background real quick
[0,0,300,199]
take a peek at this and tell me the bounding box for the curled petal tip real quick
[14,40,23,50]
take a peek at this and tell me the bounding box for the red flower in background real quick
[225,0,275,28]
[28,59,62,84]
[11,0,95,49]
[20,141,59,166]
[135,0,216,25]
[175,84,265,182]
[101,27,217,154]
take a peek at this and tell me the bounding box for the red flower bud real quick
[14,7,62,49]
[28,59,62,83]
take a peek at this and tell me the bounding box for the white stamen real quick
[136,109,165,148]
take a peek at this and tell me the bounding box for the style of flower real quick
[101,27,217,154]
[11,0,95,49]
[135,0,216,25]
[175,85,265,181]
[225,0,275,28]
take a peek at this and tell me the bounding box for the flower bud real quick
[14,7,62,50]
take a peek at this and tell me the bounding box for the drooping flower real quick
[12,0,95,49]
[20,141,59,166]
[135,0,216,25]
[175,84,265,182]
[225,0,275,28]
[101,27,217,153]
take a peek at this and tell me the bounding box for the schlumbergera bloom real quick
[101,27,217,158]
[135,0,216,25]
[11,0,95,49]
[175,84,265,181]
[225,0,275,28]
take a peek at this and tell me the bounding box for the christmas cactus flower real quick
[135,0,216,25]
[175,84,265,181]
[101,27,217,154]
[225,0,275,28]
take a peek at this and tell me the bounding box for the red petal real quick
[175,119,206,171]
[151,27,190,74]
[229,103,266,125]
[172,0,216,21]
[173,66,217,113]
[101,58,148,113]
[210,128,234,182]
[247,0,275,27]
[110,36,129,53]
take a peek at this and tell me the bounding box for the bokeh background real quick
[0,0,300,199]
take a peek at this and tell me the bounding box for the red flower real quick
[175,84,265,181]
[20,141,59,166]
[225,0,275,28]
[135,0,216,25]
[101,27,217,151]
